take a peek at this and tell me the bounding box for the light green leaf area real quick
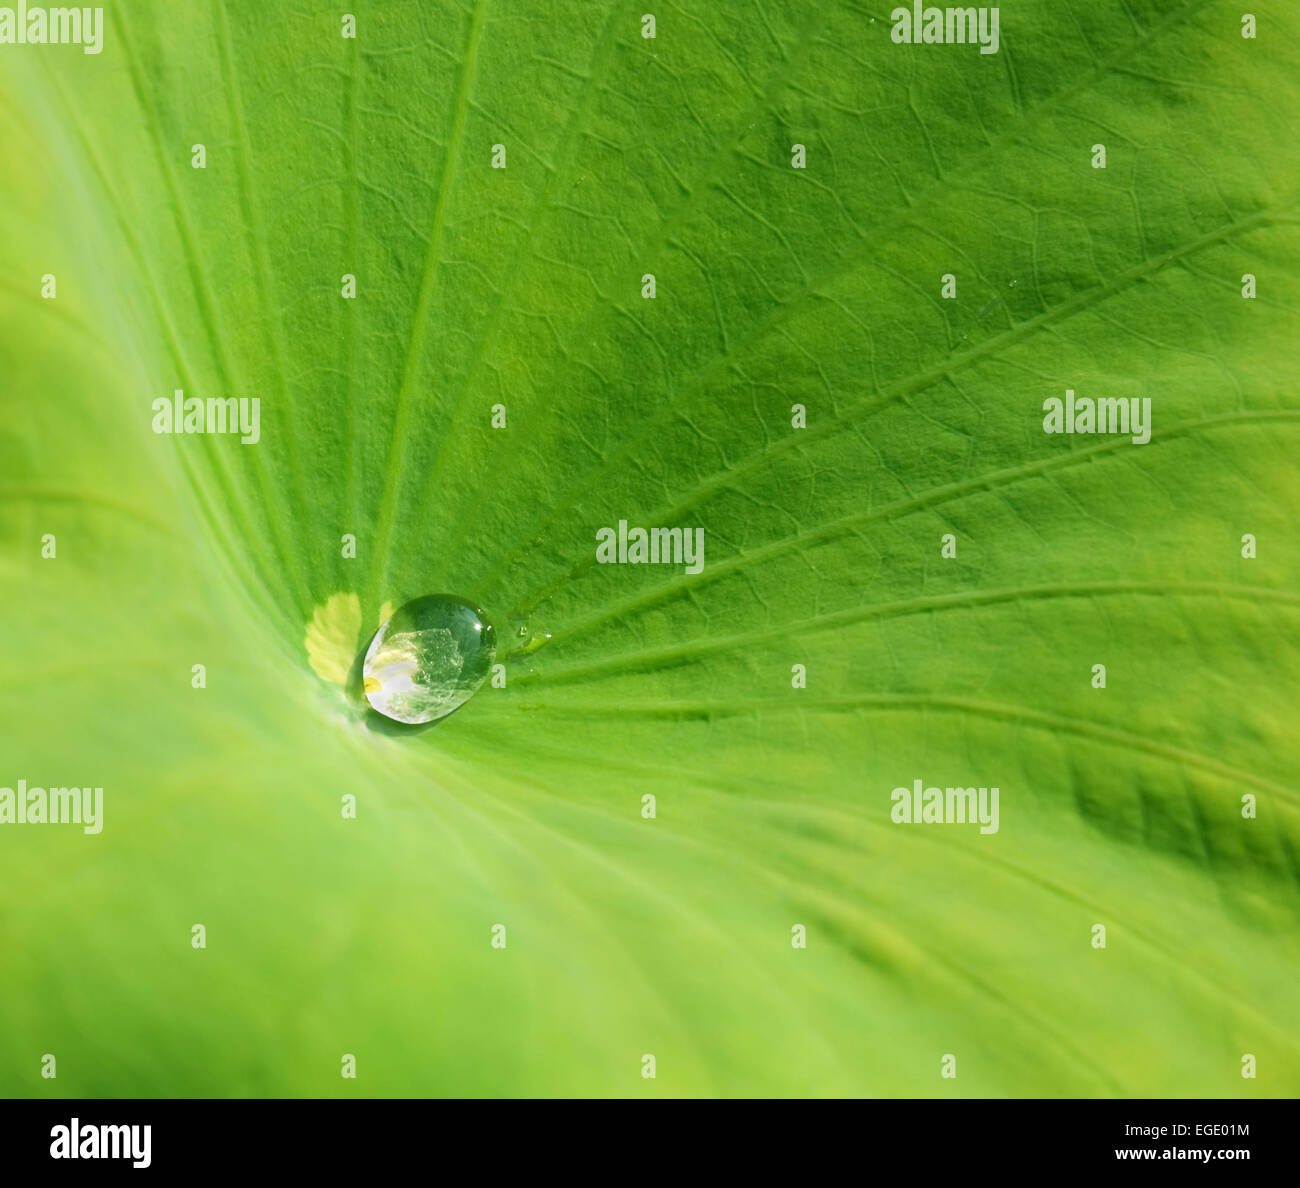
[1,0,1298,1096]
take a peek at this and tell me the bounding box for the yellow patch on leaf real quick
[304,593,362,685]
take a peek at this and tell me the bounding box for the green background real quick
[1,0,1297,1096]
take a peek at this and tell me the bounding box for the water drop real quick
[517,631,552,656]
[361,594,495,725]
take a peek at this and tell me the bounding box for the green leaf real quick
[1,0,1298,1096]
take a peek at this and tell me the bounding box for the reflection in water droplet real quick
[362,595,495,724]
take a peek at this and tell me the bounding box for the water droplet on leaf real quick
[362,595,495,724]
[517,631,552,656]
